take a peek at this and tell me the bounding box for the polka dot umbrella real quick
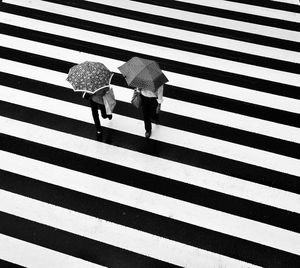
[66,61,114,94]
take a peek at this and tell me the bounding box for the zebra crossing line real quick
[0,234,105,268]
[11,0,299,63]
[2,36,300,115]
[0,188,263,268]
[1,10,299,86]
[0,0,300,267]
[172,0,300,22]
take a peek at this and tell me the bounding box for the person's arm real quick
[156,85,163,113]
[156,85,164,104]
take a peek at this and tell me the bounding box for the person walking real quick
[83,87,112,137]
[137,84,163,138]
[118,57,168,139]
[66,61,115,138]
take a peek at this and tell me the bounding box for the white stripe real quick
[1,88,300,177]
[174,0,300,23]
[4,0,300,63]
[2,12,300,87]
[1,36,300,116]
[0,190,262,268]
[0,234,104,268]
[180,0,299,4]
[2,38,300,116]
[84,0,300,42]
[1,150,299,223]
[269,0,299,4]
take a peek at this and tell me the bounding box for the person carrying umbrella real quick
[85,87,112,136]
[136,85,163,138]
[66,61,116,137]
[118,57,168,138]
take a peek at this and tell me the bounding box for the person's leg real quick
[90,100,102,133]
[99,101,113,120]
[150,98,159,123]
[99,103,108,119]
[141,95,152,137]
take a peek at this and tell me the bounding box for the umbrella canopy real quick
[118,57,168,91]
[66,61,113,94]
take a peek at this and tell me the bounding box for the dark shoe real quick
[107,114,112,120]
[151,118,158,124]
[96,128,103,135]
[145,131,151,139]
[96,130,103,141]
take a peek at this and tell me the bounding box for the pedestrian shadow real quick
[100,127,114,144]
[138,138,160,157]
[98,127,161,158]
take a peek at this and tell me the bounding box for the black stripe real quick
[167,84,300,129]
[1,92,300,195]
[1,117,300,195]
[0,100,205,168]
[2,24,300,101]
[1,164,300,236]
[0,259,24,268]
[1,80,300,162]
[0,212,178,268]
[225,0,300,13]
[3,1,300,53]
[1,172,300,267]
[131,0,300,31]
[2,70,300,133]
[2,2,300,75]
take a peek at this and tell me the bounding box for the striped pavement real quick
[0,0,300,267]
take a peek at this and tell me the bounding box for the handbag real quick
[131,89,141,109]
[103,87,117,114]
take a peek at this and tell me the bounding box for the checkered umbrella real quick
[118,57,168,91]
[66,61,113,94]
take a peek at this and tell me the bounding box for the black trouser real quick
[90,100,108,131]
[141,94,158,132]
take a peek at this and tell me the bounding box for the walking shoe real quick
[145,131,151,138]
[107,114,112,120]
[96,127,103,136]
[96,130,103,141]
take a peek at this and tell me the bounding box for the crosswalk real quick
[0,0,300,267]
